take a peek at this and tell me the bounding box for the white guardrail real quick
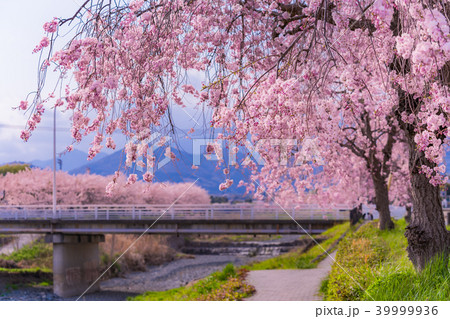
[0,204,351,221]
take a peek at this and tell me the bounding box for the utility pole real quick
[52,106,56,219]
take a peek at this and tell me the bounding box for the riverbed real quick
[0,235,305,301]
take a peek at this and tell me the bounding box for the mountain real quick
[69,147,250,195]
[41,144,450,197]
[31,149,107,172]
[19,146,450,197]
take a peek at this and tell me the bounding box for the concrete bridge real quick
[0,204,349,298]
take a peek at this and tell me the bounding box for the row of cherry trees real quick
[21,0,449,270]
[0,168,210,205]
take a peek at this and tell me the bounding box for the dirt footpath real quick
[245,251,336,301]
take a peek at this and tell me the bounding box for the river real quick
[0,235,307,301]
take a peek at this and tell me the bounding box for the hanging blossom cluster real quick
[205,0,408,205]
[21,1,190,179]
[19,0,450,202]
[392,1,450,185]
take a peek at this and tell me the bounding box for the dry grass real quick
[99,235,178,276]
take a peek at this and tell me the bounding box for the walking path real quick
[245,251,336,301]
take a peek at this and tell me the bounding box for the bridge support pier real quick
[45,234,105,298]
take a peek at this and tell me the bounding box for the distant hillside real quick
[31,149,107,172]
[0,163,30,176]
[69,147,250,195]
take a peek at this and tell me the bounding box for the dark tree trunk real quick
[404,132,450,271]
[405,205,412,223]
[396,90,450,270]
[388,7,450,271]
[372,174,394,230]
[341,111,396,231]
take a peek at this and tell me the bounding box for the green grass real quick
[1,240,52,263]
[0,239,53,270]
[0,267,51,274]
[323,219,450,301]
[5,283,19,291]
[247,222,351,270]
[319,276,330,296]
[36,281,51,286]
[130,264,255,301]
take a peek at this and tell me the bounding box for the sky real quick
[0,0,78,163]
[0,0,210,164]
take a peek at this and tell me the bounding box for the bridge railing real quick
[0,204,350,221]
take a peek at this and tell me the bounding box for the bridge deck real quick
[0,204,349,235]
[0,204,349,220]
[0,218,343,235]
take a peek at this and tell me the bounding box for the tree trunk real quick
[404,131,450,271]
[372,174,394,230]
[384,4,450,270]
[405,205,412,223]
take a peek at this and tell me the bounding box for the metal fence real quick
[0,204,350,221]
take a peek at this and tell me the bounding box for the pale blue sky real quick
[0,0,209,164]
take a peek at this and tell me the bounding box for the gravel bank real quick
[100,254,267,294]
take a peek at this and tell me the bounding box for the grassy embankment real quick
[321,220,450,301]
[0,240,53,289]
[247,221,351,270]
[130,264,254,301]
[0,239,52,273]
[131,222,351,300]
